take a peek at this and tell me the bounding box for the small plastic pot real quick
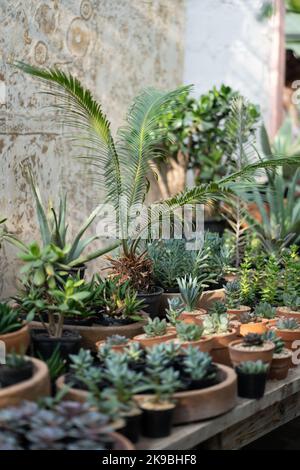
[236,369,267,399]
[119,410,142,443]
[141,403,175,438]
[137,287,164,318]
[31,329,82,361]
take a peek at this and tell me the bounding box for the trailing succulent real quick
[276,318,300,330]
[0,401,115,450]
[237,360,269,375]
[176,322,204,342]
[143,317,168,338]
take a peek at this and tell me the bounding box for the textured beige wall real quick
[0,0,185,297]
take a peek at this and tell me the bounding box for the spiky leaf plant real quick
[177,275,202,312]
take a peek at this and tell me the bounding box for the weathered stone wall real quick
[0,0,185,296]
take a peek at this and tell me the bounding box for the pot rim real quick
[137,286,164,297]
[0,357,49,398]
[229,338,275,352]
[0,323,28,341]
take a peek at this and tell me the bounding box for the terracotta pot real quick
[239,319,268,337]
[271,327,300,351]
[229,320,241,336]
[0,324,30,354]
[109,431,135,450]
[95,340,130,353]
[198,288,225,310]
[210,329,238,366]
[29,313,148,352]
[57,364,237,424]
[227,306,251,318]
[228,339,275,367]
[133,331,176,348]
[0,357,50,408]
[172,335,214,353]
[266,318,280,327]
[179,309,207,324]
[276,307,300,320]
[269,350,292,380]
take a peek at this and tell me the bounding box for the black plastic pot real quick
[204,218,228,235]
[137,286,164,318]
[141,404,175,438]
[31,329,82,362]
[236,369,267,399]
[119,410,142,443]
[0,361,33,388]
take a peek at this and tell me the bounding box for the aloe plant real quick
[177,275,202,312]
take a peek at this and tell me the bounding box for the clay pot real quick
[0,324,30,354]
[276,307,300,320]
[29,313,148,352]
[239,319,268,337]
[271,327,300,351]
[266,318,280,327]
[210,329,238,366]
[179,309,207,324]
[0,357,50,408]
[172,335,214,353]
[228,339,275,367]
[57,364,237,424]
[269,350,292,380]
[109,431,135,450]
[227,306,251,318]
[229,320,241,336]
[133,331,176,348]
[95,340,131,353]
[198,288,225,310]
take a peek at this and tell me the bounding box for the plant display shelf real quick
[138,365,300,450]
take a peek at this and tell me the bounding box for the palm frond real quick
[14,61,122,208]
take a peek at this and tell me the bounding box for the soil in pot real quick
[119,408,142,443]
[137,287,164,319]
[141,401,175,438]
[229,339,275,367]
[133,331,176,348]
[31,329,82,361]
[269,349,292,380]
[0,361,33,388]
[63,316,94,327]
[236,369,267,399]
[179,309,207,324]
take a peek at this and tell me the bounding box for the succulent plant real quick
[282,293,300,312]
[5,353,29,369]
[69,349,94,375]
[143,317,168,337]
[143,367,182,404]
[183,346,216,382]
[242,333,264,347]
[0,401,114,450]
[0,303,33,335]
[106,335,129,346]
[237,360,269,375]
[208,301,227,316]
[203,313,230,335]
[145,344,172,372]
[254,302,276,319]
[165,297,184,326]
[239,312,257,324]
[225,280,241,309]
[263,330,284,354]
[176,322,204,342]
[177,275,202,312]
[276,317,300,330]
[38,345,66,382]
[124,341,144,362]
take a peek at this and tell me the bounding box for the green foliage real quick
[144,365,181,404]
[176,322,204,342]
[0,303,32,335]
[254,302,276,319]
[183,346,216,381]
[177,275,202,311]
[165,297,184,326]
[225,280,241,308]
[208,301,227,316]
[263,330,284,354]
[282,293,300,311]
[106,335,129,346]
[239,252,257,306]
[203,313,230,335]
[242,333,264,347]
[143,317,168,338]
[38,345,66,382]
[276,317,300,330]
[5,352,28,369]
[237,360,269,375]
[259,255,280,304]
[124,342,144,363]
[281,245,300,298]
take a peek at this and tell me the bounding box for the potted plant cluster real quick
[272,318,300,352]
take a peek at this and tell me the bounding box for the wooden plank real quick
[138,366,300,450]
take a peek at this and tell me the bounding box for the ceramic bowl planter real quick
[0,357,50,408]
[0,324,30,354]
[179,309,207,324]
[229,339,275,367]
[140,402,175,438]
[137,287,164,318]
[269,349,292,380]
[209,329,238,366]
[133,330,176,348]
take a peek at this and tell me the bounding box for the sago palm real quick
[14,62,300,289]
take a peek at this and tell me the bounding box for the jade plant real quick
[237,360,269,375]
[276,318,300,330]
[0,303,33,335]
[165,297,184,326]
[175,322,204,342]
[143,317,168,338]
[254,302,276,319]
[183,346,216,382]
[203,313,230,335]
[177,275,202,312]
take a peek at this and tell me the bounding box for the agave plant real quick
[177,275,203,312]
[14,62,300,292]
